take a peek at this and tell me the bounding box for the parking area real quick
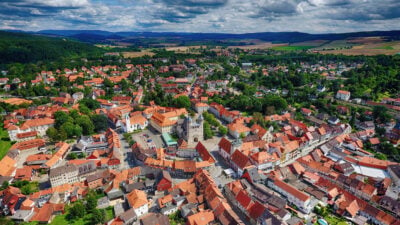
[132,128,165,149]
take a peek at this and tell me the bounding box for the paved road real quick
[118,133,137,169]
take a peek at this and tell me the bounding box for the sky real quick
[0,0,399,33]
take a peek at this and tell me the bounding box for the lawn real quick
[21,222,39,225]
[50,207,114,225]
[325,215,348,225]
[272,46,313,51]
[0,124,11,160]
[51,214,85,225]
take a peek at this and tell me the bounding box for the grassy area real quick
[0,124,11,160]
[169,210,185,225]
[272,46,313,51]
[325,215,348,225]
[11,181,39,195]
[21,222,39,225]
[105,207,115,221]
[51,214,85,225]
[50,207,114,225]
[374,45,394,50]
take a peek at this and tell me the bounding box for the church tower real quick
[125,114,131,133]
[186,114,204,146]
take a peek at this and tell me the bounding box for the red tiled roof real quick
[236,190,252,209]
[273,177,310,202]
[218,137,231,154]
[195,142,215,163]
[231,150,252,170]
[248,201,266,219]
[10,138,45,151]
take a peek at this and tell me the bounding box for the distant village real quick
[0,49,399,225]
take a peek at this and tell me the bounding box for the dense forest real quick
[0,31,104,64]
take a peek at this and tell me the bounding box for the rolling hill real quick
[0,31,104,64]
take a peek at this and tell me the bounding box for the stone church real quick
[177,114,204,146]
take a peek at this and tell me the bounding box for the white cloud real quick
[0,0,399,33]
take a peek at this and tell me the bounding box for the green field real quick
[50,207,114,225]
[0,125,11,160]
[325,215,348,225]
[272,46,313,51]
[374,45,394,50]
[312,40,356,50]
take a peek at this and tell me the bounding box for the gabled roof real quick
[236,190,252,209]
[248,201,266,220]
[126,189,148,209]
[187,210,215,225]
[272,177,310,202]
[0,156,16,177]
[231,150,252,170]
[218,137,232,154]
[346,200,360,217]
[196,142,216,163]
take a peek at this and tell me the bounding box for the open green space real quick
[374,45,394,50]
[0,124,11,160]
[50,207,114,225]
[272,46,313,51]
[325,215,348,225]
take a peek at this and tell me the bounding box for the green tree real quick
[90,209,106,225]
[173,95,191,109]
[86,193,97,212]
[60,122,82,138]
[46,127,59,142]
[68,202,85,220]
[203,121,214,139]
[0,217,15,225]
[375,153,387,160]
[79,104,91,115]
[68,153,78,160]
[54,111,72,128]
[218,126,228,136]
[76,115,95,135]
[373,106,392,123]
[91,114,109,132]
[20,182,39,195]
[58,129,68,141]
[79,98,100,110]
[1,181,9,190]
[376,127,386,136]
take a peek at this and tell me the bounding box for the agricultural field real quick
[121,50,155,58]
[316,41,400,55]
[228,41,288,50]
[291,40,328,47]
[165,45,205,53]
[271,45,314,51]
[311,37,400,55]
[312,40,356,50]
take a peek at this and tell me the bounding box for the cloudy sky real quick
[1,0,399,33]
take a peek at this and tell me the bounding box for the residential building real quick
[126,189,148,217]
[336,90,351,101]
[49,164,79,187]
[150,108,187,133]
[123,112,148,133]
[267,176,314,213]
